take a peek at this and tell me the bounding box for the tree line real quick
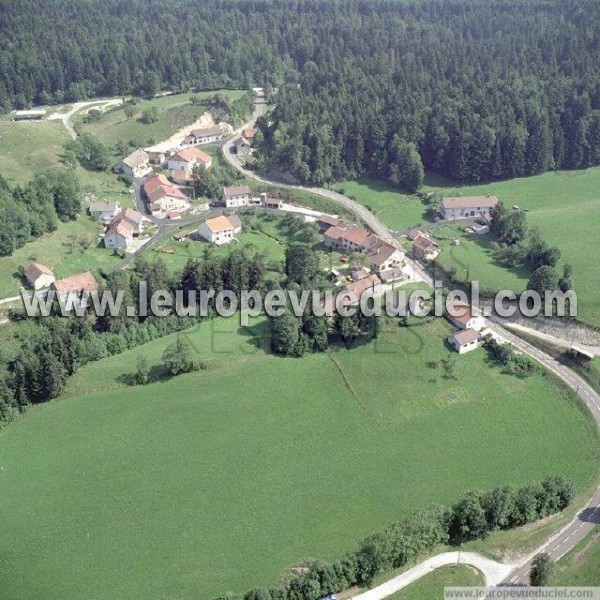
[2,1,599,188]
[212,475,574,600]
[0,171,81,256]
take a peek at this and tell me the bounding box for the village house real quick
[412,233,440,261]
[197,215,242,245]
[445,302,486,331]
[222,185,250,208]
[183,126,223,146]
[104,219,135,250]
[109,208,145,236]
[447,328,482,354]
[365,240,404,272]
[147,185,190,214]
[351,268,370,281]
[167,147,212,172]
[441,196,499,220]
[24,262,55,290]
[114,149,152,178]
[51,271,99,312]
[88,200,120,223]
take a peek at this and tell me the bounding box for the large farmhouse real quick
[441,196,499,220]
[51,271,99,312]
[323,224,404,272]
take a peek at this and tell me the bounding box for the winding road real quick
[223,103,600,595]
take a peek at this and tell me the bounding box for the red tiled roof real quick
[443,196,499,210]
[446,302,476,326]
[172,147,212,164]
[52,271,98,294]
[345,274,381,298]
[451,328,481,345]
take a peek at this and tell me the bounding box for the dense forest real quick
[1,0,600,185]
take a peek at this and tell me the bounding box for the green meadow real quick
[342,168,600,328]
[551,528,600,585]
[0,317,597,599]
[388,565,484,600]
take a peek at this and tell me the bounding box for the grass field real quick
[388,565,484,600]
[76,90,245,148]
[342,168,600,328]
[0,118,71,183]
[550,528,600,585]
[0,316,597,599]
[0,217,122,297]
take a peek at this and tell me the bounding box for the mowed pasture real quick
[75,90,245,148]
[0,317,597,600]
[343,168,600,328]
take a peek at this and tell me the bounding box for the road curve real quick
[352,552,513,600]
[225,104,600,594]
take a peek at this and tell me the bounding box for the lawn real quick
[0,117,71,183]
[0,217,122,297]
[431,224,530,295]
[550,528,600,585]
[387,565,484,600]
[337,178,431,231]
[75,90,245,149]
[0,317,597,600]
[342,168,600,328]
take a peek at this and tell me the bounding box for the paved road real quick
[352,552,513,600]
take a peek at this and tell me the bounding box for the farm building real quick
[51,271,99,312]
[447,328,482,354]
[24,262,55,290]
[441,196,498,220]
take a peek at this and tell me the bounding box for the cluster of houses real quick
[319,216,406,282]
[88,200,147,251]
[113,124,225,217]
[23,262,99,312]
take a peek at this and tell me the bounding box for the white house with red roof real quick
[167,147,212,172]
